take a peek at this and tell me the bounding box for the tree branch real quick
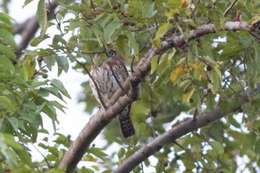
[114,95,249,173]
[223,0,239,17]
[58,21,253,172]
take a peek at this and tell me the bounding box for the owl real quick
[89,53,135,138]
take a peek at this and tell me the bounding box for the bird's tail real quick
[118,105,135,138]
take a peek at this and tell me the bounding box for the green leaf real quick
[0,12,12,26]
[206,122,223,141]
[56,56,69,76]
[22,55,36,80]
[79,167,95,173]
[228,116,241,128]
[50,79,71,98]
[127,33,139,55]
[104,16,122,43]
[92,24,104,47]
[53,34,67,46]
[43,102,57,121]
[128,0,143,19]
[0,133,32,167]
[40,87,64,101]
[132,100,150,122]
[48,146,59,157]
[143,0,156,18]
[255,138,260,154]
[7,117,19,132]
[50,100,66,113]
[54,133,70,147]
[116,35,130,57]
[137,122,151,137]
[0,28,16,48]
[0,140,18,167]
[118,147,126,158]
[0,96,16,113]
[0,12,12,31]
[37,0,48,36]
[220,33,243,58]
[44,54,56,71]
[128,0,156,19]
[31,35,49,46]
[209,65,221,93]
[0,44,16,60]
[88,147,108,161]
[211,141,224,156]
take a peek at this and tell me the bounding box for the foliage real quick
[0,0,260,172]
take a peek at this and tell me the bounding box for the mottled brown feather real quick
[89,56,135,137]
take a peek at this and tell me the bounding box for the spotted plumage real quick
[89,55,135,138]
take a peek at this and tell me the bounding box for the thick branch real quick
[114,96,249,173]
[58,21,253,172]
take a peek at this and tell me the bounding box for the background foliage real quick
[0,0,260,172]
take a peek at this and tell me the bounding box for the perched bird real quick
[89,52,135,138]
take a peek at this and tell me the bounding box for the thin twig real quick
[33,64,48,77]
[193,108,198,121]
[140,162,144,173]
[172,140,187,151]
[31,144,52,169]
[224,0,239,17]
[130,55,135,73]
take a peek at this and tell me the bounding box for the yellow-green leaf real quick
[209,65,221,93]
[170,66,186,84]
[190,62,206,81]
[182,88,195,103]
[153,23,172,47]
[151,57,158,74]
[22,56,36,80]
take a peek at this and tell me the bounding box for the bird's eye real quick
[108,50,116,57]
